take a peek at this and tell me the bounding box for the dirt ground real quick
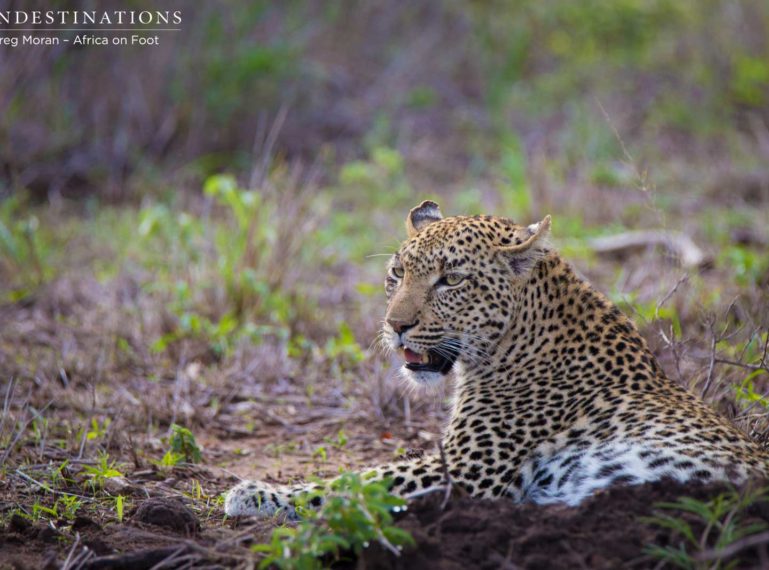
[5,476,769,569]
[360,481,769,570]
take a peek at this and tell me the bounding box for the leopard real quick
[225,200,769,517]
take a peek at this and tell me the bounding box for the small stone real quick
[8,513,31,534]
[134,498,199,534]
[72,515,99,531]
[83,537,113,556]
[103,475,133,495]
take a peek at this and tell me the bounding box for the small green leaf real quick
[116,495,124,522]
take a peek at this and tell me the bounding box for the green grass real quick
[0,194,59,302]
[80,452,124,491]
[642,486,769,569]
[168,423,203,464]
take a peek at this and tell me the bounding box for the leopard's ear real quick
[498,215,551,274]
[406,200,443,238]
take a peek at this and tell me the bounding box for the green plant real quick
[189,479,204,500]
[718,333,769,364]
[318,146,414,261]
[15,493,82,524]
[115,495,125,522]
[154,424,204,469]
[253,472,414,569]
[203,174,307,324]
[719,333,769,411]
[312,445,328,463]
[48,460,71,488]
[734,370,769,411]
[730,54,769,108]
[169,423,203,464]
[610,291,682,337]
[719,245,769,288]
[29,500,59,521]
[139,173,322,356]
[330,430,348,449]
[337,146,410,207]
[157,449,184,469]
[314,431,349,463]
[80,452,123,490]
[30,416,49,447]
[324,323,365,365]
[55,495,82,521]
[0,195,55,301]
[642,486,769,569]
[265,441,300,459]
[86,417,111,441]
[497,130,531,219]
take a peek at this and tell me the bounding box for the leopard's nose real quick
[387,318,417,334]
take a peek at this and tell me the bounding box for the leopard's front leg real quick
[367,454,448,498]
[224,454,464,518]
[224,479,322,518]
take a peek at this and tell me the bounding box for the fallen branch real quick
[702,316,719,398]
[14,469,93,502]
[83,545,195,570]
[588,230,708,268]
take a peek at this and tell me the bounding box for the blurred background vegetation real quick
[1,0,768,406]
[2,0,768,200]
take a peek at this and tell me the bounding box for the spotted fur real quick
[225,202,769,517]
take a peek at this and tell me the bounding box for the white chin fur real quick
[400,365,445,389]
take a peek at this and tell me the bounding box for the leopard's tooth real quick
[421,353,430,364]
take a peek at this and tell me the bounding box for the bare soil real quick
[361,481,769,570]
[5,478,769,569]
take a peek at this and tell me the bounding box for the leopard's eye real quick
[391,266,405,279]
[438,273,465,287]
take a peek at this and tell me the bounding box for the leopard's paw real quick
[224,480,295,518]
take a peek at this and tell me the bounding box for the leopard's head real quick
[383,201,551,386]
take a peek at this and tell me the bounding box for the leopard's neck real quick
[454,252,666,393]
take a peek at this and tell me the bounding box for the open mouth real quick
[402,347,458,375]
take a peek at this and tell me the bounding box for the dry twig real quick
[437,440,453,510]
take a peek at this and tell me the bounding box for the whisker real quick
[441,336,489,355]
[370,332,394,356]
[437,337,493,366]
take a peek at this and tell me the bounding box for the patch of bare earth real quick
[361,480,769,570]
[5,478,769,569]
